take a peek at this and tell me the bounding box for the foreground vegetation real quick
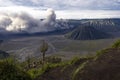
[1,39,120,80]
[0,58,32,80]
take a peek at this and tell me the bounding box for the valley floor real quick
[0,35,119,61]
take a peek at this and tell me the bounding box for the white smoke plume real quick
[0,8,57,33]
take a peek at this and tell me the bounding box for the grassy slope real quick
[34,57,93,80]
[34,40,120,80]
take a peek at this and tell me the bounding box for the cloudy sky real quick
[0,0,120,19]
[0,0,120,10]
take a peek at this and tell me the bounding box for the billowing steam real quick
[0,9,57,33]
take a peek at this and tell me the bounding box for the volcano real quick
[67,26,112,40]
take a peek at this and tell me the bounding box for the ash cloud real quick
[0,9,57,33]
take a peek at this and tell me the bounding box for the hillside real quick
[73,48,120,80]
[35,40,120,80]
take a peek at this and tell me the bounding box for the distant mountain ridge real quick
[66,18,120,40]
[81,19,120,32]
[0,18,120,40]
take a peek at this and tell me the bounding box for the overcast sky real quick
[0,0,120,10]
[0,0,120,19]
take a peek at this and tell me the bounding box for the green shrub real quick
[70,56,93,65]
[0,59,32,80]
[27,63,54,79]
[27,61,69,79]
[96,48,108,56]
[46,56,62,63]
[112,40,120,48]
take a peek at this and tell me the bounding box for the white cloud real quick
[0,0,120,10]
[0,8,58,33]
[0,6,120,19]
[30,0,120,10]
[0,0,16,6]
